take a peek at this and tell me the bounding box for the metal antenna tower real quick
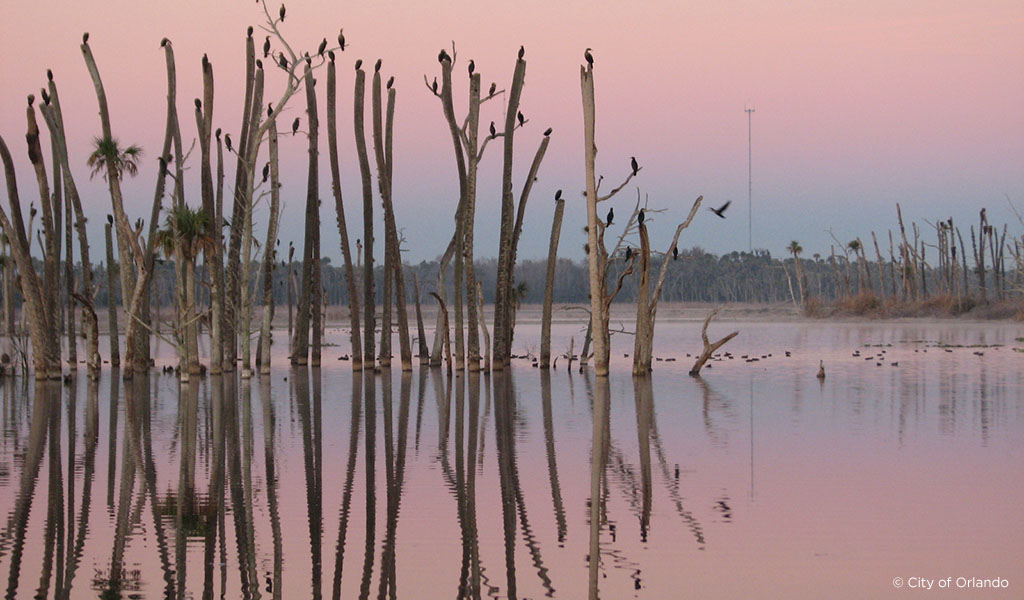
[745,106,755,253]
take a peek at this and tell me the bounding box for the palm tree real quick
[787,240,806,309]
[86,137,143,181]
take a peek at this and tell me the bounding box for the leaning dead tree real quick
[633,196,702,375]
[688,306,738,377]
[580,49,640,376]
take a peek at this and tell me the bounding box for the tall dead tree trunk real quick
[292,63,319,367]
[540,191,565,368]
[326,53,362,370]
[353,63,375,369]
[104,223,120,367]
[492,50,527,371]
[195,54,223,375]
[258,110,282,375]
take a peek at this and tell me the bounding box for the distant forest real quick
[23,244,1018,310]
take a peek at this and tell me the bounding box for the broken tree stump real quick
[689,307,738,377]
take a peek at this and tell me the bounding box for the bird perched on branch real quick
[489,121,496,137]
[338,31,346,51]
[224,133,233,152]
[517,111,525,127]
[488,82,496,96]
[709,200,731,219]
[278,53,288,70]
[630,156,639,176]
[625,247,632,261]
[672,245,679,260]
[317,38,327,57]
[262,163,270,183]
[638,208,645,225]
[606,206,614,226]
[263,36,271,58]
[279,4,286,21]
[292,118,300,135]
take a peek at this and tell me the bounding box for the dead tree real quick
[353,61,376,368]
[257,108,282,375]
[326,51,363,370]
[633,197,701,375]
[688,307,738,377]
[540,190,565,368]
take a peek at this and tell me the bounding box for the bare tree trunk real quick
[430,292,452,374]
[239,65,265,377]
[688,307,738,377]
[258,115,282,375]
[872,231,887,302]
[580,62,608,376]
[104,224,120,367]
[326,55,362,370]
[492,53,527,371]
[413,273,429,359]
[196,53,223,375]
[476,282,490,372]
[354,65,375,369]
[540,194,565,368]
[632,225,651,375]
[430,238,456,366]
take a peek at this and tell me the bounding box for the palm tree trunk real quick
[326,56,362,370]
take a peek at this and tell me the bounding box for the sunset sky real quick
[1,0,1021,263]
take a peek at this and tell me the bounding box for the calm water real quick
[1,320,1023,599]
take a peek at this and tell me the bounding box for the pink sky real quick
[1,0,1021,262]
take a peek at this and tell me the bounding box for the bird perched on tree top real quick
[584,48,594,67]
[709,200,731,219]
[518,45,525,59]
[355,59,362,70]
[638,208,645,225]
[630,156,639,176]
[438,49,450,63]
[374,58,382,72]
[555,189,562,201]
[544,127,552,136]
[386,76,394,89]
[107,214,113,225]
[468,60,475,75]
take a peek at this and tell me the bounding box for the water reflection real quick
[1,325,1022,598]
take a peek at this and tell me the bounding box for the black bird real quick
[215,128,222,140]
[709,200,731,219]
[355,59,362,70]
[638,208,645,225]
[262,163,270,183]
[468,60,475,75]
[318,38,327,57]
[160,37,169,48]
[267,103,273,117]
[438,49,450,63]
[489,121,496,137]
[672,245,678,260]
[625,247,632,261]
[247,25,253,38]
[328,50,335,62]
[606,206,614,226]
[584,47,594,67]
[338,31,345,51]
[518,45,525,60]
[555,189,562,201]
[630,156,639,176]
[194,98,202,110]
[225,133,233,152]
[82,32,89,44]
[27,94,34,108]
[291,117,300,135]
[41,90,50,105]
[278,53,288,70]
[544,127,552,136]
[431,78,438,93]
[386,76,394,89]
[107,214,113,225]
[256,58,263,70]
[279,4,286,21]
[263,36,271,58]
[488,82,496,96]
[517,111,524,126]
[374,58,382,72]
[202,53,210,70]
[47,69,53,81]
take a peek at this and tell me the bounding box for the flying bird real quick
[292,117,300,135]
[584,48,594,67]
[262,163,270,182]
[279,4,286,21]
[709,200,731,219]
[468,60,475,75]
[638,208,645,225]
[263,36,271,58]
[317,38,327,57]
[518,45,525,60]
[544,127,552,136]
[606,206,614,226]
[489,121,496,137]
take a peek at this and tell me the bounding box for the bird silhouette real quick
[291,118,300,135]
[630,156,638,176]
[279,4,286,21]
[278,53,288,70]
[518,45,525,60]
[438,49,450,63]
[555,189,562,201]
[584,48,593,67]
[672,245,678,260]
[544,127,552,136]
[431,78,438,93]
[263,36,271,58]
[468,60,475,75]
[625,247,632,261]
[606,206,614,226]
[262,163,270,183]
[816,360,825,379]
[317,38,327,57]
[386,76,394,89]
[338,31,345,51]
[638,208,645,225]
[489,121,496,137]
[709,200,731,219]
[488,82,496,96]
[224,133,233,152]
[355,59,362,70]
